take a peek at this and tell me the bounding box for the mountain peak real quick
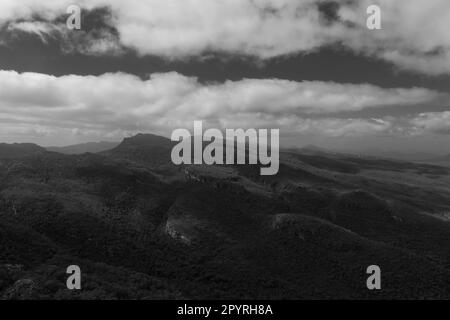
[0,143,46,159]
[107,133,173,165]
[120,133,171,147]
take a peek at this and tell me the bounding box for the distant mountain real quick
[357,149,438,162]
[424,153,450,166]
[301,144,328,153]
[47,141,119,154]
[0,143,45,159]
[119,133,171,147]
[104,133,174,165]
[284,145,349,159]
[296,146,441,163]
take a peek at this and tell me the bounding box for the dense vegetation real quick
[1,135,450,299]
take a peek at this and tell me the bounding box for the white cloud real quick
[337,0,450,75]
[1,0,450,74]
[7,17,122,55]
[0,70,442,144]
[410,111,450,135]
[7,21,59,42]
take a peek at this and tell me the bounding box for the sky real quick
[0,0,449,154]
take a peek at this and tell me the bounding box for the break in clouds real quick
[0,70,447,144]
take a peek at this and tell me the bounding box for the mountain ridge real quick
[46,141,119,155]
[0,143,46,159]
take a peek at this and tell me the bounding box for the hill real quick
[0,133,449,299]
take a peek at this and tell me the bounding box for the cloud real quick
[250,116,395,137]
[0,0,331,58]
[0,70,442,144]
[410,112,450,135]
[1,0,450,75]
[4,5,122,55]
[337,0,450,75]
[7,21,59,43]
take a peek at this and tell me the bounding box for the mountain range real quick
[46,141,120,155]
[0,133,449,299]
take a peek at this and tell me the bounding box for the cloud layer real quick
[0,70,446,144]
[1,0,450,75]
